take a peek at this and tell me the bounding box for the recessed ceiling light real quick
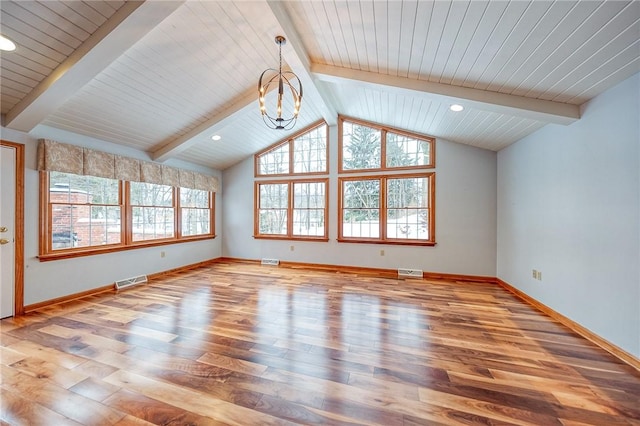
[450,104,464,112]
[0,35,16,52]
[211,135,221,141]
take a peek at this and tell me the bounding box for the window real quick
[41,172,215,259]
[256,121,328,176]
[338,116,436,246]
[48,172,122,250]
[292,181,326,237]
[339,174,435,245]
[258,143,289,176]
[180,188,212,237]
[130,182,175,242]
[255,179,328,240]
[257,182,289,236]
[254,121,329,241]
[339,116,434,173]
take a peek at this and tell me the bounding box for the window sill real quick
[253,235,329,242]
[337,238,436,246]
[38,235,216,262]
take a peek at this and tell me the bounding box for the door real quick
[1,145,16,318]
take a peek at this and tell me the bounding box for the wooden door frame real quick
[1,140,25,316]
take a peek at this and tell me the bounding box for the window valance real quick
[37,139,218,192]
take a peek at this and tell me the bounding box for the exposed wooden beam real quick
[312,64,581,125]
[152,89,257,162]
[266,0,338,126]
[4,1,185,132]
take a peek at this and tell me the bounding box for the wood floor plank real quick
[0,385,83,426]
[1,261,638,425]
[1,365,127,425]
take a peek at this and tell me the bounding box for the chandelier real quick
[258,36,303,130]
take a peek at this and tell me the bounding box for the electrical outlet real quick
[380,249,385,256]
[160,251,165,258]
[537,271,542,280]
[290,245,294,251]
[532,269,537,278]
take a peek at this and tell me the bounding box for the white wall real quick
[497,73,640,357]
[223,125,497,277]
[0,126,222,306]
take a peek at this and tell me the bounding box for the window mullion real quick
[287,182,294,237]
[176,187,182,239]
[381,129,387,169]
[123,181,131,245]
[289,139,295,174]
[172,186,178,240]
[380,177,386,241]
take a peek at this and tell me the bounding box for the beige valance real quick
[84,148,115,179]
[162,165,180,187]
[37,140,83,175]
[115,155,140,182]
[37,139,218,192]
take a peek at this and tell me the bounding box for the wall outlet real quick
[532,269,537,278]
[160,251,166,258]
[290,245,294,251]
[537,271,542,280]
[380,249,385,256]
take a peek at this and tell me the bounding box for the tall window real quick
[254,121,329,240]
[338,116,436,245]
[42,172,215,259]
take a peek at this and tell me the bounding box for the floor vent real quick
[398,268,423,278]
[115,275,148,290]
[261,258,280,266]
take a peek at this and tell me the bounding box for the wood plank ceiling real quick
[1,0,639,170]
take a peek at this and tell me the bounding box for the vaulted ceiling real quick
[1,1,639,170]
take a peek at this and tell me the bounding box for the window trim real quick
[39,172,216,261]
[338,115,436,174]
[338,172,435,246]
[254,120,329,177]
[254,178,329,241]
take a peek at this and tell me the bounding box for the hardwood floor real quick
[1,260,639,425]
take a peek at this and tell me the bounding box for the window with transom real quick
[254,121,329,241]
[338,116,436,246]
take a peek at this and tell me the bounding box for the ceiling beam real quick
[312,64,581,125]
[152,89,257,162]
[266,0,338,126]
[4,1,185,132]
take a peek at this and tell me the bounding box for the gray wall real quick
[497,72,640,357]
[0,126,222,306]
[223,125,497,277]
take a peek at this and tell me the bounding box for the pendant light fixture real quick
[258,36,303,130]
